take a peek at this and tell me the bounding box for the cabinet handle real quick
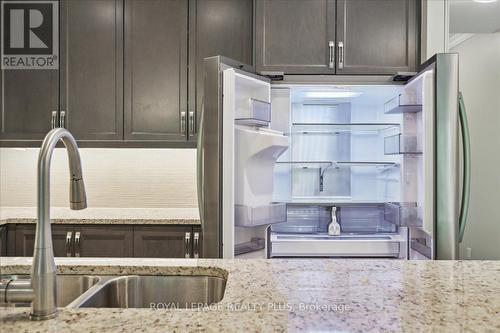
[189,111,195,136]
[59,111,66,128]
[180,111,186,135]
[328,41,334,69]
[337,41,344,70]
[184,232,191,258]
[51,111,58,129]
[66,231,73,257]
[74,231,81,257]
[193,232,199,259]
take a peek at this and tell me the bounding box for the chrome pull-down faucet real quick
[0,128,87,320]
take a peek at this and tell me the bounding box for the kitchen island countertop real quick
[1,257,499,332]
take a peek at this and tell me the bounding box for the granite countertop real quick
[0,207,200,225]
[1,258,499,332]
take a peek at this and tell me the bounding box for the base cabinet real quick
[134,226,192,258]
[7,224,201,258]
[12,225,74,257]
[76,226,133,257]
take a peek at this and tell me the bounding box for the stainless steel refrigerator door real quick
[434,53,460,260]
[409,53,460,259]
[198,56,266,258]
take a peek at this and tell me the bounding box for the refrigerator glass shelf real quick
[276,161,398,169]
[289,123,400,135]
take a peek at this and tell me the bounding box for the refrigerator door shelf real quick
[270,232,404,258]
[384,202,421,227]
[384,134,422,155]
[384,94,422,114]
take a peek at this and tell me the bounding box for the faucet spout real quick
[31,128,87,320]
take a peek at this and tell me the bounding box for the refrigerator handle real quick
[196,98,205,228]
[458,92,471,242]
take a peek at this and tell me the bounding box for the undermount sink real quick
[0,275,101,307]
[76,275,227,309]
[1,274,227,310]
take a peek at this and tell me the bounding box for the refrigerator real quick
[197,53,470,260]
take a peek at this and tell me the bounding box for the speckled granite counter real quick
[0,207,200,225]
[1,258,499,332]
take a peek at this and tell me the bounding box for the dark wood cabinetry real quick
[59,0,124,141]
[124,0,188,142]
[335,0,418,75]
[134,226,192,258]
[76,226,133,257]
[255,0,335,74]
[13,225,73,257]
[255,0,419,75]
[188,0,254,139]
[7,224,201,258]
[0,226,7,256]
[0,70,58,142]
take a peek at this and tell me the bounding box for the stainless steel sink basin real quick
[77,275,226,309]
[0,275,100,307]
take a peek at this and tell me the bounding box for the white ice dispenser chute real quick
[235,127,288,227]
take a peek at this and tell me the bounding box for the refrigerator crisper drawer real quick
[270,233,402,257]
[235,203,286,227]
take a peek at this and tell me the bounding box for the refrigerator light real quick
[305,91,362,98]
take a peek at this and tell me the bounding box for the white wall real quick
[451,33,500,260]
[0,148,198,209]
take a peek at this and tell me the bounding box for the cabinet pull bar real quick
[328,41,334,69]
[74,232,81,257]
[66,231,73,257]
[193,232,199,259]
[59,111,66,128]
[184,232,191,258]
[180,111,186,135]
[338,42,344,70]
[189,111,195,136]
[51,111,58,129]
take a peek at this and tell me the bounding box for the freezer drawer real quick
[270,233,402,258]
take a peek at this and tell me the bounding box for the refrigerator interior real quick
[268,72,435,258]
[223,66,435,259]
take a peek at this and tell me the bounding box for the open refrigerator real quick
[198,54,470,260]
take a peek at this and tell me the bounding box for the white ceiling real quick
[450,0,500,33]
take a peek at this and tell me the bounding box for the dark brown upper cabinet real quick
[123,0,188,142]
[59,0,124,141]
[336,0,419,75]
[255,0,419,75]
[0,68,58,142]
[188,0,254,140]
[255,0,336,75]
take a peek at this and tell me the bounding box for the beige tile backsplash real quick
[0,148,198,208]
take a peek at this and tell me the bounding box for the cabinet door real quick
[14,225,74,257]
[255,0,335,74]
[336,0,418,75]
[75,226,133,257]
[188,0,253,140]
[59,0,123,141]
[0,69,58,141]
[124,0,188,141]
[134,226,193,258]
[0,226,7,256]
